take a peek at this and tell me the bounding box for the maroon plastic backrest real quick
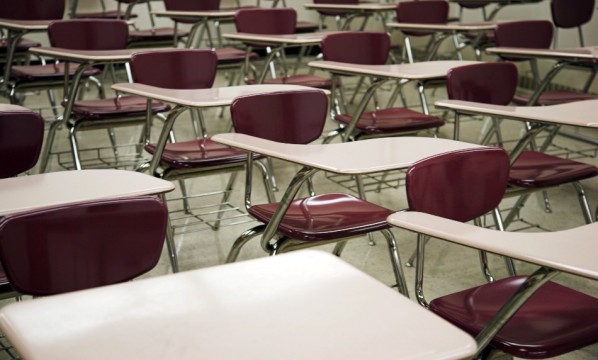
[164,0,221,12]
[0,196,168,296]
[321,31,390,65]
[0,110,44,178]
[446,62,518,106]
[230,90,328,144]
[0,0,65,20]
[551,0,595,28]
[48,19,129,50]
[235,8,297,35]
[494,20,553,51]
[406,148,510,222]
[458,1,486,9]
[396,1,449,36]
[130,49,218,89]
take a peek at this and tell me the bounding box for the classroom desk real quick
[309,60,480,139]
[223,31,332,83]
[486,46,598,105]
[386,211,598,357]
[0,251,477,360]
[386,21,497,61]
[435,99,598,224]
[0,169,174,217]
[28,47,167,172]
[212,134,485,255]
[304,3,396,31]
[449,0,544,21]
[111,83,321,177]
[153,9,237,48]
[0,19,54,92]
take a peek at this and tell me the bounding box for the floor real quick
[2,58,598,359]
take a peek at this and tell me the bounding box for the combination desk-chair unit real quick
[1,0,597,359]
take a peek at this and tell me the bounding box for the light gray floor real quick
[3,64,598,359]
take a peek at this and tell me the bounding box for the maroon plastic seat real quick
[11,63,101,82]
[494,20,597,106]
[430,277,598,358]
[446,62,598,224]
[551,0,595,47]
[321,31,444,141]
[395,1,449,62]
[404,148,598,358]
[0,108,44,179]
[144,139,252,169]
[224,90,409,296]
[40,19,171,171]
[234,8,332,89]
[0,196,168,296]
[0,38,40,54]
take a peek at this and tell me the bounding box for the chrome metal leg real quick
[160,193,179,273]
[415,234,429,307]
[213,171,239,230]
[225,224,266,263]
[573,181,594,224]
[382,228,409,296]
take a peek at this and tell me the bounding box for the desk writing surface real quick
[387,212,598,280]
[304,3,397,10]
[486,46,598,62]
[212,134,486,174]
[111,83,320,107]
[386,22,497,32]
[0,19,53,31]
[152,9,237,18]
[0,170,174,217]
[0,251,477,360]
[435,99,598,128]
[223,31,333,45]
[0,104,36,112]
[28,47,162,63]
[308,60,480,80]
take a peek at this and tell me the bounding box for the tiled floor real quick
[2,62,598,359]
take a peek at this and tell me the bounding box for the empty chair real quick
[0,106,44,178]
[129,49,276,272]
[446,62,598,226]
[38,19,171,172]
[494,20,597,106]
[551,0,595,47]
[234,8,332,89]
[396,147,598,359]
[224,90,409,296]
[0,196,168,296]
[395,1,450,63]
[321,32,444,143]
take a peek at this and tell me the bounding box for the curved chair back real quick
[0,108,44,178]
[446,62,518,105]
[321,31,390,65]
[235,8,297,36]
[396,1,449,36]
[130,49,218,89]
[164,0,220,11]
[0,196,168,296]
[0,0,65,20]
[494,20,553,51]
[230,90,328,144]
[48,19,129,50]
[406,147,510,223]
[551,0,595,28]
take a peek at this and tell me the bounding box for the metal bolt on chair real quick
[223,90,410,296]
